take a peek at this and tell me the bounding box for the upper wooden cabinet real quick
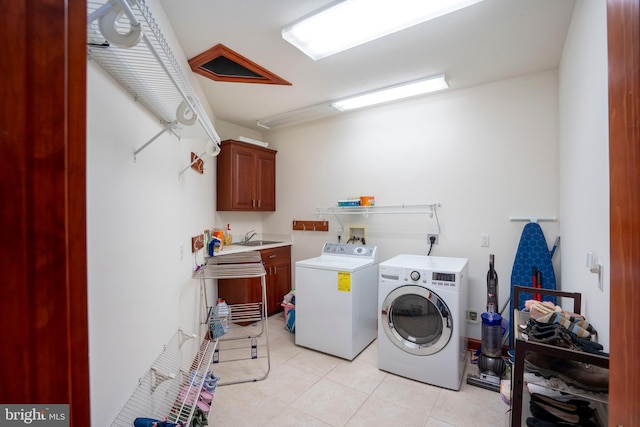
[216,140,277,211]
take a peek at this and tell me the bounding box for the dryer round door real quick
[381,285,453,356]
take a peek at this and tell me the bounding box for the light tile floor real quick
[206,314,509,427]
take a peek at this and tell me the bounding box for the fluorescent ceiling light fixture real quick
[332,74,448,111]
[257,103,341,129]
[282,0,485,60]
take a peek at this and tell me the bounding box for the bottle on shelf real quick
[215,298,230,333]
[225,223,232,246]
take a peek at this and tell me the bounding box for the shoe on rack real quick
[535,312,596,339]
[526,319,605,354]
[526,417,558,427]
[524,352,609,393]
[529,401,598,427]
[528,329,582,351]
[530,393,592,413]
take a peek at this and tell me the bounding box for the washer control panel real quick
[321,243,377,260]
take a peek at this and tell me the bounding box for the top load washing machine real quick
[378,254,468,390]
[295,243,378,360]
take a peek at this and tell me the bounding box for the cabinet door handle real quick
[274,266,277,274]
[252,199,256,207]
[269,254,276,259]
[258,199,261,208]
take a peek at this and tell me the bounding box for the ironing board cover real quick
[509,222,557,347]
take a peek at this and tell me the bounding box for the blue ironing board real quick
[509,222,557,348]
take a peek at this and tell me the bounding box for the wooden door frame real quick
[1,0,637,425]
[607,0,640,424]
[0,1,90,425]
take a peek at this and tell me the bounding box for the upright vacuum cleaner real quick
[467,254,506,392]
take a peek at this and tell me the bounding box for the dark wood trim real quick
[0,0,90,424]
[607,0,640,424]
[189,43,292,85]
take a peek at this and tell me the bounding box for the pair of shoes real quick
[524,352,609,392]
[526,300,562,318]
[525,320,607,356]
[177,385,211,414]
[527,328,582,351]
[134,418,185,427]
[525,318,604,350]
[190,407,208,427]
[535,312,596,339]
[529,400,597,426]
[530,393,591,413]
[526,417,596,427]
[202,371,219,393]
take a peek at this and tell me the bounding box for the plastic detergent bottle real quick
[215,299,230,333]
[225,223,232,246]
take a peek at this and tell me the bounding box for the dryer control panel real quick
[379,266,459,290]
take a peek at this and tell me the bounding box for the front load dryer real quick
[378,255,469,390]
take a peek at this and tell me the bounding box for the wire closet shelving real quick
[87,0,221,161]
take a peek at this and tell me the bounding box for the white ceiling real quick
[158,0,577,131]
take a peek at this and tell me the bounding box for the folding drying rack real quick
[192,251,271,385]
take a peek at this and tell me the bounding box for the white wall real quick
[86,1,610,423]
[85,2,260,424]
[558,0,609,349]
[264,71,561,341]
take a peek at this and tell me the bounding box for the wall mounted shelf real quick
[87,0,221,161]
[315,203,441,234]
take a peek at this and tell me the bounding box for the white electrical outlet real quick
[481,234,490,247]
[427,233,439,244]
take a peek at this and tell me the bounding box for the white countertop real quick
[209,233,292,256]
[213,241,291,256]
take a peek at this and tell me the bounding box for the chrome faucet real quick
[244,230,257,243]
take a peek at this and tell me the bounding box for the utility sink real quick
[232,240,281,247]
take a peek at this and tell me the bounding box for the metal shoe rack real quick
[112,329,216,426]
[193,251,271,385]
[510,286,609,426]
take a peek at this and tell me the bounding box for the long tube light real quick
[332,74,448,111]
[282,0,485,60]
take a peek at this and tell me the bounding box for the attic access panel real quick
[189,44,291,86]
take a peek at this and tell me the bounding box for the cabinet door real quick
[267,260,291,316]
[255,150,276,211]
[261,246,291,316]
[229,144,256,210]
[216,140,277,211]
[218,277,261,305]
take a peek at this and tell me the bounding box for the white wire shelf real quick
[87,0,221,160]
[316,204,440,216]
[111,329,217,426]
[315,203,441,234]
